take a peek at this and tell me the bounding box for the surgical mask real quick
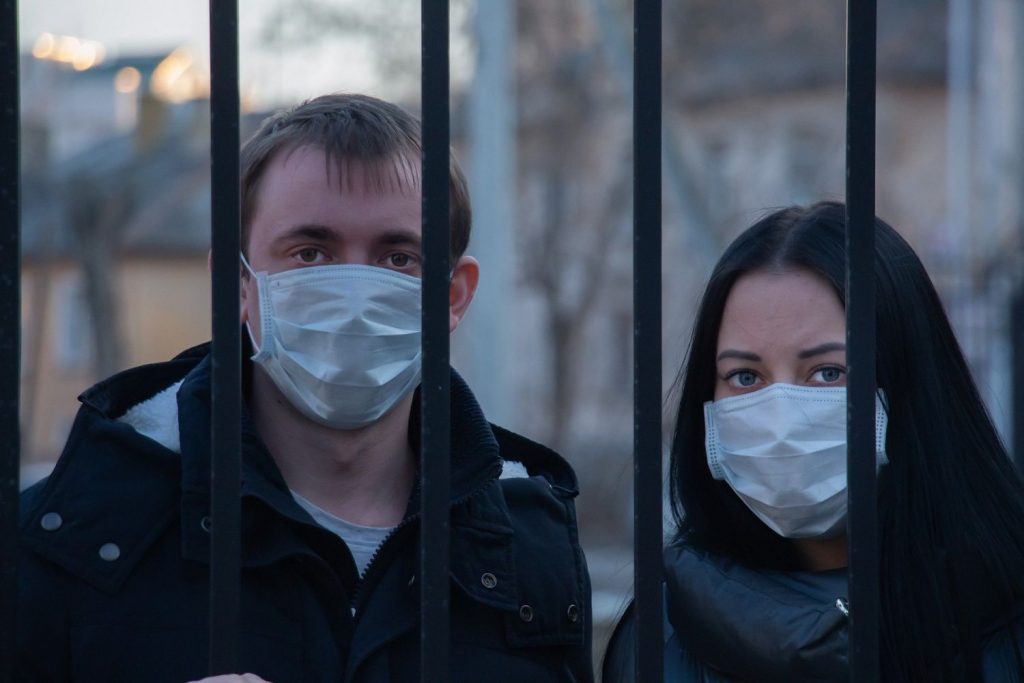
[704,384,888,539]
[242,254,422,430]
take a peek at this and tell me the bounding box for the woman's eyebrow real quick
[797,341,847,359]
[716,349,762,362]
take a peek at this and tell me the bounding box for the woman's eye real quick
[812,366,846,383]
[728,370,759,388]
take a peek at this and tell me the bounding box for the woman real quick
[603,202,1024,681]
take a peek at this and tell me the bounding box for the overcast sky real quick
[19,0,430,107]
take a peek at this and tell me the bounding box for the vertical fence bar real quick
[633,1,664,681]
[420,1,451,681]
[845,0,879,680]
[1013,289,1024,471]
[0,1,20,680]
[208,0,242,673]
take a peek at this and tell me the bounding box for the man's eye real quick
[388,253,411,267]
[296,249,321,263]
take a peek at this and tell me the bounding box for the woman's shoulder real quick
[980,607,1024,682]
[601,596,734,683]
[661,542,848,682]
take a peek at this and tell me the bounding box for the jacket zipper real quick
[348,468,501,616]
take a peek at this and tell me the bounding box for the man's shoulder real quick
[19,352,199,594]
[488,424,583,550]
[20,433,182,596]
[490,424,579,498]
[462,425,590,650]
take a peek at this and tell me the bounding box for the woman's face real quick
[714,268,847,401]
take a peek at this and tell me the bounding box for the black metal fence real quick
[5,0,987,680]
[208,0,243,672]
[419,3,453,679]
[1,0,21,681]
[632,2,664,681]
[844,1,880,677]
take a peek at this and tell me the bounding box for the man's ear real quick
[216,249,252,326]
[448,255,480,333]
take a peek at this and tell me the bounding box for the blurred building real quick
[508,0,1022,461]
[19,46,225,474]
[504,1,1024,655]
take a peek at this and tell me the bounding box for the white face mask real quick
[242,255,422,430]
[704,383,888,539]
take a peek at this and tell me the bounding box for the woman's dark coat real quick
[603,543,1024,682]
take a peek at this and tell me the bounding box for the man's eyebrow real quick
[716,349,762,362]
[272,224,336,244]
[376,229,421,248]
[797,342,847,359]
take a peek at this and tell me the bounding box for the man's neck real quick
[249,368,416,527]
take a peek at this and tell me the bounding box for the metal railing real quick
[1,0,21,680]
[208,0,243,673]
[632,2,664,682]
[419,2,453,679]
[0,0,894,680]
[845,1,880,679]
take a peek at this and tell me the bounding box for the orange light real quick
[72,42,99,71]
[54,36,80,63]
[114,66,142,93]
[32,33,55,59]
[34,34,105,71]
[150,47,207,103]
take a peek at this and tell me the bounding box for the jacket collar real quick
[171,345,507,567]
[23,341,576,618]
[663,542,849,682]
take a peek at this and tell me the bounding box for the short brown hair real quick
[240,93,471,261]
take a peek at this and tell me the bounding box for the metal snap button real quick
[519,604,534,623]
[481,572,497,589]
[40,512,63,531]
[200,516,212,532]
[99,543,121,562]
[566,603,580,623]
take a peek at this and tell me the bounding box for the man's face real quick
[241,144,423,345]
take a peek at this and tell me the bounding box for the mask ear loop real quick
[239,252,264,356]
[875,389,890,468]
[240,251,257,278]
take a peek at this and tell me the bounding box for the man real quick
[18,94,593,682]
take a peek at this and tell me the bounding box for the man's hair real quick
[240,93,471,261]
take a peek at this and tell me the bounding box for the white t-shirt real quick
[291,490,395,577]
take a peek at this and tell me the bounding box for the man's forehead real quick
[272,143,421,196]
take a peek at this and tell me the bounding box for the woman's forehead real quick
[717,268,846,354]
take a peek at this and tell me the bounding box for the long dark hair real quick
[669,201,1024,680]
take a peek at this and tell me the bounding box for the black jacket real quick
[603,543,1024,682]
[19,344,593,682]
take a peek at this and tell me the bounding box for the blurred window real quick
[54,271,95,371]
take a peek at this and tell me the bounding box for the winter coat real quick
[602,543,1024,682]
[18,344,593,682]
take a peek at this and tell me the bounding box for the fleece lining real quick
[116,381,529,480]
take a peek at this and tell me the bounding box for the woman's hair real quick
[669,201,1024,680]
